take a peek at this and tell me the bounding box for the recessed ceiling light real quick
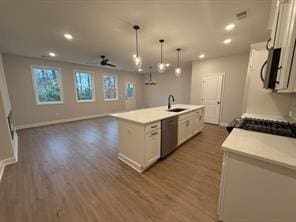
[199,54,205,59]
[165,63,170,67]
[138,68,142,72]
[64,33,73,40]
[49,52,56,57]
[225,24,235,31]
[223,38,232,44]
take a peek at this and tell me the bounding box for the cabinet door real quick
[178,118,194,145]
[145,130,161,167]
[194,114,201,134]
[186,118,194,138]
[178,120,188,145]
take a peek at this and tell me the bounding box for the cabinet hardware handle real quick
[151,125,157,128]
[151,132,158,136]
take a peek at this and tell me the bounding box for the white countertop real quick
[110,104,205,124]
[222,113,296,171]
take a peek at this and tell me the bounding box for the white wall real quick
[144,68,191,107]
[0,53,14,162]
[0,53,11,116]
[2,54,145,127]
[242,43,294,117]
[191,52,249,124]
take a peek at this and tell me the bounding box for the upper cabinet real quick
[267,0,296,92]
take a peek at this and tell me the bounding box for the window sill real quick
[36,101,64,106]
[76,100,95,103]
[104,98,119,101]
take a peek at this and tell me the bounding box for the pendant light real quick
[157,39,166,73]
[175,48,182,77]
[145,66,157,85]
[132,25,142,68]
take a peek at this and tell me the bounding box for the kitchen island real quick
[111,104,205,172]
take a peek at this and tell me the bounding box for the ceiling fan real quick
[100,55,116,67]
[87,55,116,67]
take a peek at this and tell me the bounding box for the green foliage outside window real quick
[75,72,93,101]
[33,67,62,103]
[103,75,117,100]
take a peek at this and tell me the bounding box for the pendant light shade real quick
[157,39,166,73]
[175,48,182,77]
[145,66,157,85]
[132,25,142,68]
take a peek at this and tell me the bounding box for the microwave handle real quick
[260,60,267,83]
[266,37,273,51]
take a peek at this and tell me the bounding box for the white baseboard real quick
[0,144,18,182]
[15,113,110,130]
[219,122,229,127]
[118,153,144,173]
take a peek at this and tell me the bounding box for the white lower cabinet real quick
[218,151,296,222]
[193,109,204,134]
[145,129,161,167]
[178,108,204,145]
[178,117,194,145]
[118,120,161,172]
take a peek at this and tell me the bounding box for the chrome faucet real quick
[168,95,175,110]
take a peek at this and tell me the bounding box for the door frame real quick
[200,72,225,124]
[124,80,136,110]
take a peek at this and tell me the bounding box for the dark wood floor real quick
[0,117,228,222]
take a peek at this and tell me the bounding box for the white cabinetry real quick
[145,129,161,167]
[269,0,296,92]
[178,118,194,145]
[193,109,204,134]
[178,108,204,146]
[218,151,296,221]
[118,120,161,172]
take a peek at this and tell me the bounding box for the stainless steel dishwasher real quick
[161,116,178,158]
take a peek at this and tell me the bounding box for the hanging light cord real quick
[160,42,163,63]
[136,29,139,57]
[177,50,180,67]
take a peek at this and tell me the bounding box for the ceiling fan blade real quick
[106,63,116,67]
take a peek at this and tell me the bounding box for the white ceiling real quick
[0,0,271,73]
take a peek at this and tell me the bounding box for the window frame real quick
[73,70,96,103]
[102,74,118,101]
[31,65,64,105]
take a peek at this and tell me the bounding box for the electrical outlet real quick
[289,110,293,117]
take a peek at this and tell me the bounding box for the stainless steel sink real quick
[167,108,187,112]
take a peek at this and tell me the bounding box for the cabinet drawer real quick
[145,121,161,133]
[179,111,195,121]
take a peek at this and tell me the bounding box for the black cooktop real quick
[227,117,296,138]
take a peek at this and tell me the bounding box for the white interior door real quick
[201,73,224,124]
[124,81,136,110]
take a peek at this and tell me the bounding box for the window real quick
[74,71,95,102]
[31,66,63,104]
[103,75,118,100]
[126,83,135,98]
